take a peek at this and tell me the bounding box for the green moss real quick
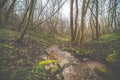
[39,60,59,66]
[21,49,28,53]
[38,60,60,73]
[28,60,62,80]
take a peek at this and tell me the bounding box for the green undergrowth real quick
[75,48,93,57]
[0,43,15,49]
[97,32,120,78]
[27,60,63,80]
[94,67,112,80]
[0,45,31,80]
[100,32,120,66]
[99,32,120,43]
[0,29,69,46]
[0,43,28,52]
[61,46,93,58]
[0,28,67,80]
[0,29,19,38]
[86,32,120,65]
[88,32,120,44]
[25,30,69,46]
[106,50,118,63]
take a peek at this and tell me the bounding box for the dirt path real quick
[46,45,106,80]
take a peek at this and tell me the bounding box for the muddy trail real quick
[46,45,106,80]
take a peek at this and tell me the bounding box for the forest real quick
[0,0,120,80]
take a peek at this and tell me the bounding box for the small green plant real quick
[27,60,63,80]
[106,50,117,63]
[106,50,120,70]
[61,45,76,52]
[61,46,93,58]
[0,43,14,49]
[99,33,120,43]
[75,48,93,57]
[94,67,112,80]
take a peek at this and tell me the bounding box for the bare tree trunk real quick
[74,0,78,38]
[0,0,7,9]
[114,0,117,31]
[90,14,95,40]
[107,0,111,33]
[18,0,30,31]
[70,0,75,41]
[0,0,7,29]
[17,0,35,43]
[96,0,99,42]
[74,0,90,44]
[0,0,16,29]
[74,0,86,44]
[5,0,16,23]
[80,0,90,44]
[89,0,95,40]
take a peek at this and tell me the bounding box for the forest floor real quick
[46,31,120,80]
[46,45,106,80]
[0,29,120,80]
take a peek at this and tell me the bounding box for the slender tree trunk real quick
[74,0,86,44]
[90,14,95,40]
[5,0,16,23]
[74,0,90,44]
[18,0,30,31]
[114,0,117,31]
[110,2,115,31]
[96,0,99,42]
[0,0,7,29]
[107,0,111,33]
[17,0,35,43]
[70,0,75,41]
[89,0,95,40]
[18,6,29,31]
[74,0,78,38]
[0,0,7,9]
[80,0,90,44]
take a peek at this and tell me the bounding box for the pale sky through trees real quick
[61,0,120,18]
[61,2,70,18]
[14,0,70,18]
